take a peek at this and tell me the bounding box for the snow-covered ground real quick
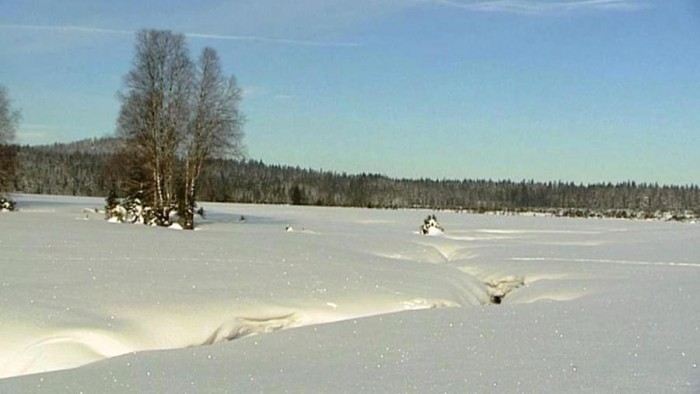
[1,194,699,392]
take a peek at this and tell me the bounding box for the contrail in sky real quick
[415,0,648,13]
[0,24,133,35]
[185,32,360,47]
[0,24,360,48]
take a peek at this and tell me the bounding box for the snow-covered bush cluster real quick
[105,192,155,225]
[420,214,444,235]
[0,196,15,212]
[104,192,205,228]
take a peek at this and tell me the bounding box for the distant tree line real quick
[7,138,700,220]
[196,160,700,219]
[11,143,110,197]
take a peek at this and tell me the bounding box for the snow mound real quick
[484,276,525,304]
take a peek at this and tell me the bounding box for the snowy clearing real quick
[1,194,699,392]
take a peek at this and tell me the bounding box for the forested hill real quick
[8,138,700,219]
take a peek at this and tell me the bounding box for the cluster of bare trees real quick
[115,29,244,229]
[0,84,20,201]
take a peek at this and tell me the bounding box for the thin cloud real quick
[18,123,54,130]
[0,24,360,48]
[0,24,133,36]
[17,124,60,145]
[186,33,360,47]
[241,86,266,98]
[415,0,648,14]
[16,131,51,145]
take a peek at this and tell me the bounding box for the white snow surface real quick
[1,194,699,392]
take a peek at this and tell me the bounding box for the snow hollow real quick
[1,194,699,392]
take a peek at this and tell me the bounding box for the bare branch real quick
[0,85,21,146]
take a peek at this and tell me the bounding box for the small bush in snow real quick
[420,214,444,235]
[105,191,121,220]
[105,192,159,225]
[106,191,204,228]
[0,196,16,212]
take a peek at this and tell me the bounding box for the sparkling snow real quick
[0,194,699,392]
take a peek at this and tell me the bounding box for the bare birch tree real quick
[116,30,244,229]
[117,30,193,225]
[180,47,244,228]
[0,84,21,193]
[0,85,20,146]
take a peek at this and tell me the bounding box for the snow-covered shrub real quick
[177,205,206,230]
[106,191,204,229]
[420,214,444,235]
[0,196,15,212]
[104,191,122,221]
[105,192,158,225]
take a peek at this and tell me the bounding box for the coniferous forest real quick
[6,137,699,221]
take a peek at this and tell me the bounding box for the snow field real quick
[1,194,699,392]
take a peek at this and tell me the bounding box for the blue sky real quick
[0,0,698,184]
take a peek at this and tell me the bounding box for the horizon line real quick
[17,137,699,188]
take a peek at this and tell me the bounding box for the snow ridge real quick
[202,314,299,345]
